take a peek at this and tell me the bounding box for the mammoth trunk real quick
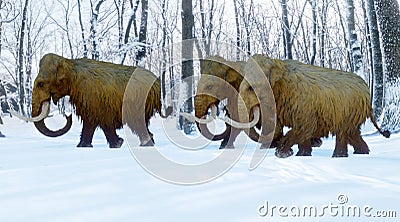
[194,97,230,141]
[32,99,72,137]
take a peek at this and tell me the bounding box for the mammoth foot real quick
[140,139,155,146]
[275,148,294,158]
[296,149,312,156]
[353,150,369,155]
[219,140,235,149]
[332,150,348,158]
[77,141,93,148]
[109,138,124,148]
[219,145,235,149]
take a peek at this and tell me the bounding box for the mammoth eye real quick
[248,86,254,91]
[38,82,45,88]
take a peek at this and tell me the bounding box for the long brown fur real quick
[32,53,162,147]
[241,54,389,157]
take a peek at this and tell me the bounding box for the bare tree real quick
[180,0,195,134]
[0,0,18,57]
[319,0,328,67]
[374,0,400,130]
[233,0,241,59]
[345,0,363,74]
[365,0,384,118]
[119,0,140,64]
[47,0,76,58]
[135,0,148,65]
[307,0,317,65]
[89,0,105,60]
[77,0,88,58]
[281,0,292,59]
[17,0,29,115]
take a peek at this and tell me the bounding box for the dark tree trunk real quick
[120,0,140,64]
[135,0,149,65]
[307,0,317,65]
[233,0,241,60]
[346,0,363,74]
[374,0,400,130]
[77,0,88,58]
[180,0,195,134]
[366,0,384,117]
[281,0,292,59]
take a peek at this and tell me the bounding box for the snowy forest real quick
[0,0,400,132]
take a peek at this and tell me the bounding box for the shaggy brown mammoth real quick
[233,54,390,158]
[183,56,321,149]
[11,53,170,148]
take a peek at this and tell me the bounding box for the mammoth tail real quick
[369,112,390,138]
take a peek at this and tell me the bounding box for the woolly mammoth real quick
[234,54,390,158]
[189,56,321,150]
[12,53,169,148]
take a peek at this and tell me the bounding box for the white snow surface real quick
[0,114,399,221]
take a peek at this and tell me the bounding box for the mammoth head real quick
[222,54,280,143]
[195,57,244,119]
[31,53,73,137]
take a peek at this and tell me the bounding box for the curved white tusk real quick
[219,106,260,129]
[180,104,217,124]
[9,101,50,122]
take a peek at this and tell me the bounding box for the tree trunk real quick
[180,0,195,134]
[366,0,384,118]
[120,0,140,64]
[319,0,328,67]
[375,0,400,130]
[90,0,106,60]
[0,0,3,57]
[281,0,292,59]
[135,0,149,65]
[307,0,317,65]
[346,0,363,75]
[77,0,88,58]
[233,0,241,60]
[25,12,33,116]
[161,0,167,101]
[17,0,29,116]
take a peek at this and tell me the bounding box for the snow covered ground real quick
[0,113,399,222]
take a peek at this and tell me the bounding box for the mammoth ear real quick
[226,68,241,84]
[56,58,73,81]
[225,62,243,83]
[266,60,285,87]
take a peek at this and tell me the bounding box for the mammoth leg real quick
[77,120,96,147]
[146,121,155,144]
[137,121,154,146]
[296,139,312,156]
[349,132,369,154]
[219,127,239,149]
[269,126,283,148]
[101,126,124,148]
[332,135,348,157]
[275,130,295,158]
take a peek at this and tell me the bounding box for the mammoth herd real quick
[11,53,390,158]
